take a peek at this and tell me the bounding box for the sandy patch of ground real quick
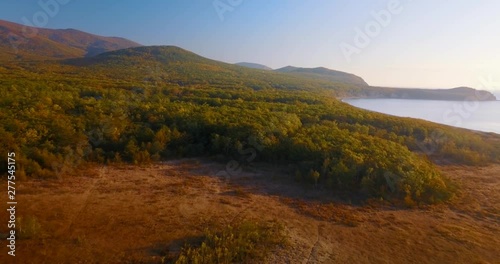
[0,160,498,263]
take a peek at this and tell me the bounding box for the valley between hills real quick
[0,19,499,263]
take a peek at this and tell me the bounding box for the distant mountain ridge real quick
[366,86,497,101]
[62,45,496,101]
[68,45,206,65]
[0,18,495,101]
[275,66,369,87]
[0,19,141,61]
[235,62,272,70]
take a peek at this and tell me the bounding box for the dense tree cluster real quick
[1,47,499,204]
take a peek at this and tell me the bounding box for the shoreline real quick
[338,96,499,102]
[342,98,500,135]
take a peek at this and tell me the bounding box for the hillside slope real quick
[275,66,369,87]
[62,46,368,96]
[65,46,496,101]
[0,19,141,61]
[235,62,273,70]
[2,45,500,206]
[365,86,497,101]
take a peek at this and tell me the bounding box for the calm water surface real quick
[344,93,500,134]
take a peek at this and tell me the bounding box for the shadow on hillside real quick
[161,158,373,208]
[158,159,384,226]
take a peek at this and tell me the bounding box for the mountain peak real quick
[0,19,141,61]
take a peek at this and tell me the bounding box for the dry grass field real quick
[0,160,498,263]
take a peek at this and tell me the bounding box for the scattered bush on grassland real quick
[173,220,287,264]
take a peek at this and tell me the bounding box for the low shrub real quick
[173,220,287,264]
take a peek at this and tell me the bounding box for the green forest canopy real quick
[1,46,499,204]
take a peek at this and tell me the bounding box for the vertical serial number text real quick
[7,152,16,257]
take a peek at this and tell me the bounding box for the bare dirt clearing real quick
[1,160,499,263]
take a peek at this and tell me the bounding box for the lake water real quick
[344,92,500,134]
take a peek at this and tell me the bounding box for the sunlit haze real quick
[1,0,499,89]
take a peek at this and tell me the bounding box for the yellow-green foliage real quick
[174,221,286,264]
[1,46,499,204]
[17,216,43,239]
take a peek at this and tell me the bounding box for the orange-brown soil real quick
[0,160,498,263]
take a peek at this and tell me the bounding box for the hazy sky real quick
[1,0,499,90]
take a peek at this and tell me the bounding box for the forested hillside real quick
[275,66,369,87]
[235,62,273,70]
[365,86,497,101]
[2,46,499,205]
[0,19,141,61]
